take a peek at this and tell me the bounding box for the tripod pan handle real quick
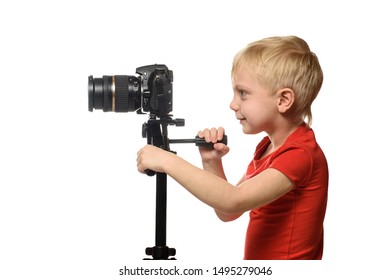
[195,135,228,148]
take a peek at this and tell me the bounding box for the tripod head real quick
[141,113,184,177]
[141,115,227,176]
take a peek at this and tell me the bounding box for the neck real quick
[266,121,302,152]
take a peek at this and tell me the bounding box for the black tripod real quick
[142,115,180,260]
[141,115,227,260]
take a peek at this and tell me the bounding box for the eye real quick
[239,90,248,97]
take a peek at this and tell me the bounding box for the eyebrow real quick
[233,82,250,91]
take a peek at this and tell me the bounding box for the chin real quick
[242,127,254,135]
[242,125,262,135]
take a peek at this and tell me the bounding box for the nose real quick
[230,96,239,112]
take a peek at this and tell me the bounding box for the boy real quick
[137,36,328,260]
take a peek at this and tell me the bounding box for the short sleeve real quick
[269,147,313,186]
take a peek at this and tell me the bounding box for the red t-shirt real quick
[244,123,328,260]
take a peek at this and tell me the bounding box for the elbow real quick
[213,184,247,222]
[215,200,244,222]
[220,194,244,214]
[215,210,242,222]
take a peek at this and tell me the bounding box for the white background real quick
[1,0,389,279]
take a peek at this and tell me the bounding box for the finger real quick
[136,158,144,173]
[136,149,142,163]
[210,127,218,142]
[197,130,205,138]
[202,128,211,142]
[137,164,144,174]
[217,127,225,141]
[136,154,142,170]
[136,147,147,173]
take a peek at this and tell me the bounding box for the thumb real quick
[213,143,230,156]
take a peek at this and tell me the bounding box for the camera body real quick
[88,64,173,117]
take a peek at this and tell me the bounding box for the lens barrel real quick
[88,75,141,112]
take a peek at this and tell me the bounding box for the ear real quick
[276,88,295,113]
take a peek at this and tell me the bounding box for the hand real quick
[197,127,230,162]
[136,145,171,174]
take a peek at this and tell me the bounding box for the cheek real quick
[242,103,261,118]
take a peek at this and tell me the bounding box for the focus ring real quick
[115,75,129,112]
[103,76,111,112]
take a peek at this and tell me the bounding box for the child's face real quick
[230,66,279,134]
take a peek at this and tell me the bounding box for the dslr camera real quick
[88,64,173,117]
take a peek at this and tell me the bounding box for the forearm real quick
[202,159,227,180]
[163,154,238,214]
[202,158,244,221]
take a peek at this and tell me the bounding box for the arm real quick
[137,145,294,216]
[213,175,246,222]
[196,127,241,221]
[199,146,243,222]
[192,127,242,221]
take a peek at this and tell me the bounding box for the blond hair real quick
[232,36,323,126]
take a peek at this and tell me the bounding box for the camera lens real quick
[88,75,141,112]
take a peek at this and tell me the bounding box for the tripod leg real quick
[156,172,167,248]
[143,120,176,260]
[144,172,176,259]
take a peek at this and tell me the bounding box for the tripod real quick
[142,115,180,260]
[141,115,227,260]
